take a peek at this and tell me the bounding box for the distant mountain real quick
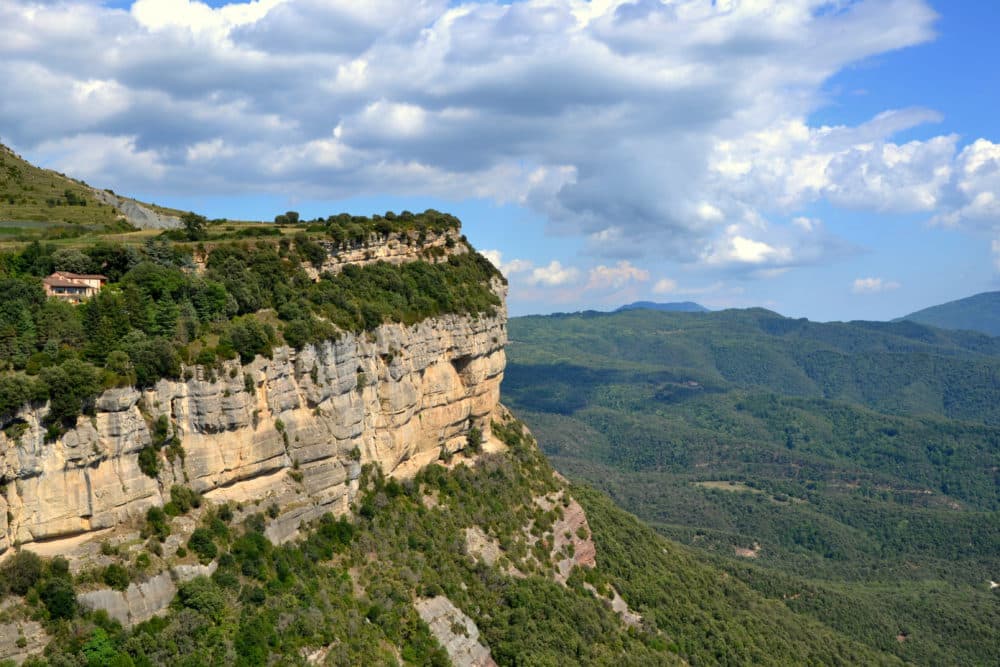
[899,291,1000,336]
[503,307,1000,666]
[615,300,708,313]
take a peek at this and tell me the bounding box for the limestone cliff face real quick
[303,228,468,278]
[0,284,506,555]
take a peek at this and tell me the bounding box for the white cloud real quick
[852,277,901,294]
[792,216,819,232]
[586,261,649,289]
[481,249,533,277]
[527,260,580,287]
[652,278,678,295]
[4,0,996,273]
[131,0,289,37]
[703,225,793,266]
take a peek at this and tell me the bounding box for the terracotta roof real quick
[53,271,108,281]
[44,277,90,288]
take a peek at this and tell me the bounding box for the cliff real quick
[0,288,506,557]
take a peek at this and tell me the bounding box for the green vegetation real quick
[0,218,500,433]
[900,290,1000,336]
[0,143,183,234]
[4,416,922,666]
[504,308,1000,665]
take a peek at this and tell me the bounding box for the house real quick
[42,271,108,303]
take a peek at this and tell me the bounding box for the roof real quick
[52,271,108,281]
[43,277,91,288]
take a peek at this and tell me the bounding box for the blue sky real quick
[2,0,998,320]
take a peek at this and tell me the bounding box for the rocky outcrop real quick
[77,563,216,627]
[0,286,506,556]
[0,618,46,666]
[302,228,467,278]
[415,596,497,667]
[90,190,181,229]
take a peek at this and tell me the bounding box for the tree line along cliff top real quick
[0,210,503,437]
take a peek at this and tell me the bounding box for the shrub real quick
[137,446,159,478]
[2,550,43,596]
[466,427,484,454]
[169,485,201,514]
[145,506,171,541]
[102,564,130,591]
[39,578,77,620]
[188,528,218,564]
[175,576,225,623]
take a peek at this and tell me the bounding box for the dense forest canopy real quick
[504,308,1000,666]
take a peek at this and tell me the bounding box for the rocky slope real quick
[304,227,468,277]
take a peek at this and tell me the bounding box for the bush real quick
[0,375,45,424]
[226,317,273,363]
[102,564,130,591]
[2,550,43,596]
[137,446,159,478]
[188,528,218,564]
[145,506,171,541]
[169,485,201,514]
[466,427,484,454]
[175,576,225,623]
[39,578,77,620]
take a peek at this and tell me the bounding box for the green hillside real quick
[0,143,184,238]
[1,417,912,666]
[504,308,1000,666]
[900,291,1000,337]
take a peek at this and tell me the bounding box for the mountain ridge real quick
[504,306,1000,666]
[615,300,708,313]
[898,290,1000,336]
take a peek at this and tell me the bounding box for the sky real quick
[1,1,998,320]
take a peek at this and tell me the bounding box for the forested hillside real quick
[505,308,1000,666]
[0,417,912,666]
[900,290,1000,337]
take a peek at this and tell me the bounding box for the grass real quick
[0,143,187,234]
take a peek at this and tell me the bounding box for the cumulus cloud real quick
[586,261,649,289]
[852,277,901,294]
[481,249,533,277]
[527,260,580,287]
[652,278,678,295]
[1,0,995,274]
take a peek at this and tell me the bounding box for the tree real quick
[102,564,130,591]
[181,212,207,241]
[39,358,100,426]
[467,426,484,453]
[51,248,93,274]
[2,550,43,595]
[39,577,77,620]
[188,528,218,564]
[175,576,225,622]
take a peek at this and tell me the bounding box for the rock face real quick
[90,190,181,229]
[0,286,506,555]
[77,563,217,627]
[302,228,467,278]
[415,596,497,667]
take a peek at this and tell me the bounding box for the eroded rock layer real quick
[0,290,506,555]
